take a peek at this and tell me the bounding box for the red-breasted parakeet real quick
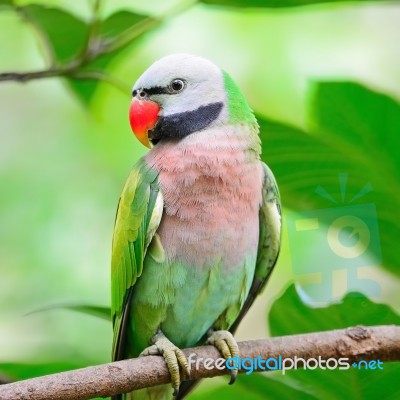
[111,54,281,400]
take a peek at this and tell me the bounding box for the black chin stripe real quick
[149,102,223,141]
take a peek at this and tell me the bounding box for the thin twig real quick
[0,325,399,400]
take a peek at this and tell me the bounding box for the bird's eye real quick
[170,79,185,92]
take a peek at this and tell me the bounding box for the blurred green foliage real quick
[270,285,400,335]
[0,0,399,399]
[201,0,389,7]
[259,81,400,276]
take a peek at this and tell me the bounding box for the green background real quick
[0,0,399,398]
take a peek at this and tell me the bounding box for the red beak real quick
[129,98,160,148]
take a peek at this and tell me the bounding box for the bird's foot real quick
[206,330,239,384]
[140,331,190,397]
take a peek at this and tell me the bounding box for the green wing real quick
[111,157,163,361]
[230,162,281,333]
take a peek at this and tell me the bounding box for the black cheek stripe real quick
[145,86,172,95]
[150,102,224,141]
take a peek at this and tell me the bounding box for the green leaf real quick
[100,10,148,40]
[258,81,400,277]
[201,0,390,8]
[0,0,13,9]
[21,5,89,63]
[236,373,317,399]
[67,10,150,104]
[27,303,111,321]
[189,373,317,399]
[67,78,102,104]
[269,285,400,335]
[312,82,399,181]
[265,285,400,400]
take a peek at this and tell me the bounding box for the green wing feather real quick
[230,161,281,333]
[111,157,162,361]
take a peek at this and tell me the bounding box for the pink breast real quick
[145,130,263,269]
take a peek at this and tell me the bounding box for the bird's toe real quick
[206,330,239,384]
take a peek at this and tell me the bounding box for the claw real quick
[228,370,238,385]
[140,331,189,396]
[206,330,239,384]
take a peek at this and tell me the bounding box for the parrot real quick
[111,54,281,400]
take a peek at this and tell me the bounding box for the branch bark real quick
[0,325,399,400]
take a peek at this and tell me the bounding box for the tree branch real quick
[0,325,399,400]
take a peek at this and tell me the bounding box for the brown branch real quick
[0,325,399,400]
